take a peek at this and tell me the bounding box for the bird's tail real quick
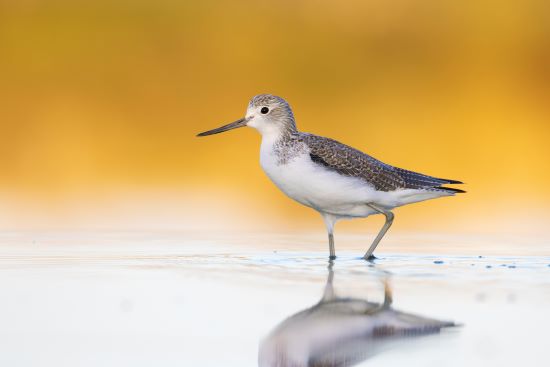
[434,186,466,194]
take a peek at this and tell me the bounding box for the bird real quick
[259,262,456,366]
[197,94,464,260]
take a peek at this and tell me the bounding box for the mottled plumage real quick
[295,132,464,193]
[197,94,464,259]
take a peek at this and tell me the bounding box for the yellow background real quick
[1,0,549,234]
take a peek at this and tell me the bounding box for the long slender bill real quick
[196,117,248,137]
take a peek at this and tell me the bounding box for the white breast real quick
[259,138,379,218]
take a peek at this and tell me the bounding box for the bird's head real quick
[197,94,296,138]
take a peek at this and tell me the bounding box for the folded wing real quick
[299,133,464,193]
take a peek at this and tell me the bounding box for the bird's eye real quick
[261,107,269,114]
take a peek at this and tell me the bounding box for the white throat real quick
[246,117,289,140]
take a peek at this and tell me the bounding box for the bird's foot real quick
[329,255,337,260]
[364,254,377,261]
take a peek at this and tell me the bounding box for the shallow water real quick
[0,231,549,366]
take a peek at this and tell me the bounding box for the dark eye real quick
[261,107,269,114]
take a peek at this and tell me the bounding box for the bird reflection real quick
[259,262,456,367]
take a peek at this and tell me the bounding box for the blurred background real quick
[0,0,549,236]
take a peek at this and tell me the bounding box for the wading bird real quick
[197,94,464,260]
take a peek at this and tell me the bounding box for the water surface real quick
[0,231,548,366]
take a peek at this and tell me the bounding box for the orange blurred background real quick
[0,0,549,235]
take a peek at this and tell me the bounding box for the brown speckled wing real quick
[297,133,463,192]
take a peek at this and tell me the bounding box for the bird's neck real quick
[260,125,296,148]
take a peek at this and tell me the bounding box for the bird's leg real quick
[321,214,337,260]
[328,232,336,260]
[363,203,394,260]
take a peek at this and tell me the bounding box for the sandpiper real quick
[197,94,464,260]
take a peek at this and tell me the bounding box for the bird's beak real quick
[196,117,248,137]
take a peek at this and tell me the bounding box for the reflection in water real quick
[259,262,457,367]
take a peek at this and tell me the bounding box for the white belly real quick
[260,143,448,218]
[260,147,377,217]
